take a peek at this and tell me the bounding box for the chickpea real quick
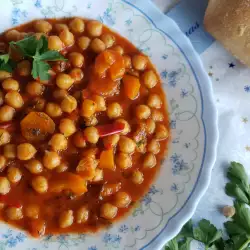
[45,102,62,117]
[151,109,164,122]
[2,78,19,91]
[147,94,162,109]
[84,116,98,127]
[69,18,85,33]
[78,36,91,50]
[25,159,43,174]
[101,33,115,48]
[132,55,147,71]
[114,192,132,208]
[107,102,123,119]
[31,176,48,194]
[68,52,84,68]
[3,144,16,159]
[103,134,120,149]
[112,45,124,55]
[6,207,23,220]
[59,29,74,46]
[59,210,74,228]
[81,99,97,118]
[69,68,84,83]
[43,150,61,170]
[55,23,68,33]
[56,162,68,173]
[49,133,67,151]
[48,35,63,51]
[118,136,136,154]
[87,21,103,37]
[17,143,37,160]
[73,131,86,148]
[0,90,3,106]
[61,95,77,113]
[7,166,22,184]
[155,124,169,140]
[136,105,151,120]
[34,20,52,33]
[53,89,68,101]
[90,38,106,53]
[116,119,131,135]
[0,177,10,194]
[59,118,76,137]
[142,70,157,88]
[146,119,156,134]
[123,55,132,68]
[143,153,156,169]
[84,127,99,144]
[5,29,20,42]
[131,170,144,184]
[76,206,89,224]
[0,71,12,81]
[115,153,132,170]
[92,168,103,182]
[92,95,106,112]
[147,139,160,154]
[34,32,44,40]
[17,60,31,76]
[0,129,10,146]
[0,155,6,171]
[56,73,74,90]
[222,206,235,218]
[100,203,118,220]
[33,97,46,111]
[25,204,40,219]
[5,91,24,108]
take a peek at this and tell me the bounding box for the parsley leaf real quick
[165,238,178,250]
[32,60,50,81]
[0,53,13,72]
[0,54,9,63]
[36,50,66,61]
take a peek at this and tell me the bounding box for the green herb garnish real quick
[0,53,14,72]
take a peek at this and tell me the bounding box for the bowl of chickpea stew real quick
[0,0,218,250]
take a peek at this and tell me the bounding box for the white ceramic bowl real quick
[0,0,218,249]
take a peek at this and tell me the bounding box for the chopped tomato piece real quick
[97,122,125,137]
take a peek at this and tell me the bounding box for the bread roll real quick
[204,0,250,67]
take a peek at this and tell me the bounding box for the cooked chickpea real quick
[100,203,118,220]
[143,153,156,169]
[146,119,156,134]
[31,176,48,194]
[34,20,52,33]
[112,45,124,55]
[55,23,68,33]
[84,116,98,127]
[101,33,115,48]
[69,18,85,33]
[0,91,3,106]
[132,55,147,70]
[116,119,131,135]
[49,133,68,151]
[81,99,97,118]
[3,144,16,159]
[59,210,74,228]
[2,78,19,91]
[0,155,6,171]
[92,168,103,182]
[59,29,74,46]
[118,136,136,154]
[56,162,68,173]
[78,36,91,50]
[59,118,76,137]
[45,102,62,117]
[90,38,105,53]
[92,95,106,112]
[5,29,20,41]
[114,192,132,208]
[84,127,99,144]
[25,159,43,174]
[115,153,132,170]
[155,124,168,140]
[0,71,12,81]
[103,134,120,149]
[151,109,164,122]
[73,131,86,148]
[33,97,46,111]
[17,60,31,76]
[5,91,24,109]
[7,166,22,184]
[147,94,162,109]
[6,207,23,220]
[123,55,132,68]
[87,21,103,37]
[0,129,10,146]
[131,170,144,184]
[222,206,235,218]
[26,81,44,96]
[61,95,77,113]
[68,52,84,68]
[147,139,160,154]
[76,206,89,224]
[48,35,63,51]
[0,177,10,194]
[17,143,37,160]
[107,102,123,119]
[53,89,68,101]
[69,68,84,83]
[56,73,74,90]
[25,204,40,219]
[136,105,151,120]
[43,151,61,170]
[142,70,157,88]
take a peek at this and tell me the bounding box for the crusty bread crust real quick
[204,0,250,67]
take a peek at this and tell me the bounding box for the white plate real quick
[0,0,218,249]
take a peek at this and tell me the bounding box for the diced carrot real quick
[99,149,115,171]
[109,63,125,81]
[20,112,55,141]
[123,74,141,100]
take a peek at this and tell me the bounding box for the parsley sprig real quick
[0,54,14,72]
[165,162,250,250]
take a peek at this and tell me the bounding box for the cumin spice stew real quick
[0,18,169,237]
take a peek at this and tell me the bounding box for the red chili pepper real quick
[0,195,22,208]
[0,122,17,131]
[97,122,125,137]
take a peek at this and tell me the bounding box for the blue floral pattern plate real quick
[0,0,218,249]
